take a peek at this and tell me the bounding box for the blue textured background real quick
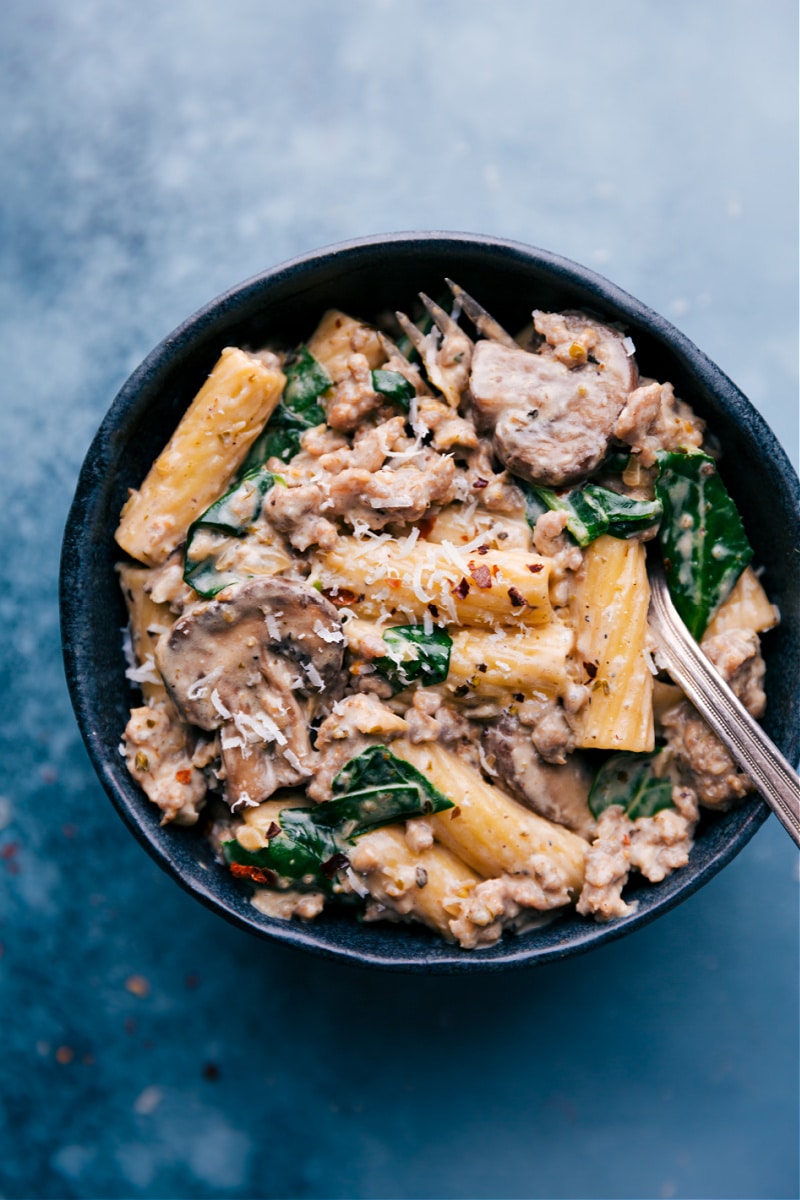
[1,2,798,1197]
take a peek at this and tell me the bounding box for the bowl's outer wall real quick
[61,234,800,971]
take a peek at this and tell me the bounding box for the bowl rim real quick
[60,230,800,972]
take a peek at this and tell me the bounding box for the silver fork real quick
[647,555,800,846]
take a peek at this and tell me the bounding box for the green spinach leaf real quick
[655,449,753,639]
[589,751,674,820]
[524,482,661,547]
[373,625,452,692]
[371,369,415,411]
[222,745,452,892]
[242,345,332,470]
[183,466,275,597]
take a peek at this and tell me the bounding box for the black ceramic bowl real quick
[61,233,800,971]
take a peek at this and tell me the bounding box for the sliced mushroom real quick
[155,578,344,808]
[482,716,595,840]
[470,311,637,487]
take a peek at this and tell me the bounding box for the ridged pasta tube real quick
[703,565,779,640]
[571,534,654,752]
[306,310,385,382]
[348,824,482,943]
[317,537,553,627]
[392,742,586,896]
[117,563,175,705]
[446,623,573,698]
[116,348,285,566]
[342,618,572,698]
[424,505,533,552]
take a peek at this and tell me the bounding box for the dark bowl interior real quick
[61,232,800,971]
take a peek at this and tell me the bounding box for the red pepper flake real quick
[320,851,350,879]
[472,477,489,490]
[583,661,598,679]
[450,805,462,820]
[527,562,544,574]
[266,822,281,840]
[508,586,527,607]
[175,769,192,785]
[428,603,439,619]
[322,588,363,608]
[452,577,471,600]
[476,544,490,555]
[230,862,278,885]
[468,561,492,589]
[418,516,436,538]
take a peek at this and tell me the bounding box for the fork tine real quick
[418,292,468,340]
[445,279,517,348]
[377,330,409,362]
[395,310,429,356]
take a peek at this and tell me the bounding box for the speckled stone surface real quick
[2,3,798,1198]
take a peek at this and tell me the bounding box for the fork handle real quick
[649,580,800,848]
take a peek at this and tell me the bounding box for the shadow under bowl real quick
[60,232,800,972]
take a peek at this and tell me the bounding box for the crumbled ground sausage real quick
[123,704,207,825]
[661,629,766,808]
[615,379,705,468]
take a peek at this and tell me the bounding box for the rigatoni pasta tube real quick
[703,565,779,640]
[317,537,553,627]
[423,505,533,552]
[392,741,586,894]
[116,348,285,566]
[306,310,385,382]
[571,534,654,752]
[117,563,175,705]
[342,618,572,698]
[348,825,482,943]
[446,624,573,698]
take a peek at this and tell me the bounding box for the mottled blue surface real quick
[1,2,798,1198]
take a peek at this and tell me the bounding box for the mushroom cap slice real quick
[483,717,595,840]
[470,311,637,487]
[155,577,344,731]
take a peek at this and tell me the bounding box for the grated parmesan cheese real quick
[232,709,287,746]
[264,612,282,640]
[125,653,161,686]
[283,747,312,775]
[230,789,258,812]
[396,526,420,557]
[313,620,344,644]
[211,688,232,720]
[303,661,326,692]
[346,867,370,897]
[121,625,136,673]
